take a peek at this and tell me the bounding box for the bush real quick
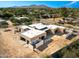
[52,40,79,58]
[0,21,8,28]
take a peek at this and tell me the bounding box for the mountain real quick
[12,5,50,8]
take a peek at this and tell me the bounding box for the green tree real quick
[61,7,69,17]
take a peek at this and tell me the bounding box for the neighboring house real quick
[0,18,6,22]
[14,17,29,20]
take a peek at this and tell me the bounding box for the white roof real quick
[21,29,45,39]
[29,23,47,30]
[48,25,65,29]
[58,26,65,28]
[15,17,29,20]
[0,19,5,22]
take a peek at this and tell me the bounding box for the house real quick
[14,17,29,20]
[20,29,46,50]
[0,18,6,22]
[19,23,66,50]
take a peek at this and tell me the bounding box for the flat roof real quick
[47,25,65,29]
[15,17,29,20]
[0,18,5,22]
[29,23,47,30]
[21,29,45,39]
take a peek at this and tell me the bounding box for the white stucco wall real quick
[36,40,43,48]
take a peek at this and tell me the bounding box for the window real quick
[24,28,30,31]
[27,40,29,44]
[20,37,26,41]
[32,40,40,45]
[39,36,45,40]
[40,27,47,30]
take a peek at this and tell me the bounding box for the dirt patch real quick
[0,28,34,58]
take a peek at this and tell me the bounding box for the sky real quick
[0,1,79,8]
